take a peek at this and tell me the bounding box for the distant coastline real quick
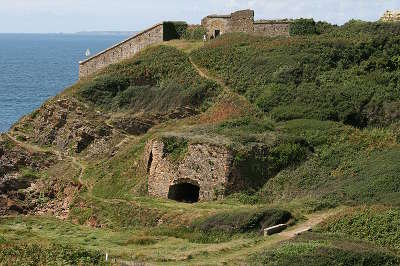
[74,31,138,36]
[0,31,138,36]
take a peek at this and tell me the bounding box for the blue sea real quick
[0,34,130,132]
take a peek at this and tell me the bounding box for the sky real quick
[0,0,400,33]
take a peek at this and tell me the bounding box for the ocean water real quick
[0,34,130,132]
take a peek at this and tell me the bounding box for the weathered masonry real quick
[201,9,290,39]
[78,9,291,78]
[144,138,273,203]
[381,10,400,22]
[145,139,233,202]
[79,23,165,78]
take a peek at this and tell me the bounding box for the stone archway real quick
[168,182,200,203]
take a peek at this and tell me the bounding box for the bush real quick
[250,233,400,266]
[318,206,400,250]
[163,21,188,41]
[290,19,317,35]
[161,136,188,163]
[192,208,292,234]
[190,27,400,127]
[182,26,207,40]
[0,243,105,265]
[78,45,221,114]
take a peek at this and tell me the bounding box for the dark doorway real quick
[168,183,200,203]
[147,152,153,173]
[215,30,220,38]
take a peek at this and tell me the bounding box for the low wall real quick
[79,23,164,78]
[254,21,290,37]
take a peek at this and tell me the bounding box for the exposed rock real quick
[15,97,112,154]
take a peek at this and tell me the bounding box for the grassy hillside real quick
[1,20,400,264]
[78,45,221,115]
[191,22,400,128]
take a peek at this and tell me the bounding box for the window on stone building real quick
[215,30,221,38]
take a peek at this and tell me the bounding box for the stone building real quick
[145,139,233,202]
[144,138,272,203]
[79,23,164,78]
[201,9,290,39]
[381,10,400,22]
[79,9,291,78]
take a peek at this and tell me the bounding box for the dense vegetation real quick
[78,45,221,114]
[250,233,400,266]
[191,21,400,128]
[0,243,105,265]
[318,206,400,250]
[2,19,400,264]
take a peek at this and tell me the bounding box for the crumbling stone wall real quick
[230,10,254,33]
[201,9,289,38]
[254,21,290,37]
[201,16,231,38]
[79,23,164,78]
[381,10,400,22]
[145,139,233,201]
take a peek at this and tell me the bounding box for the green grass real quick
[255,119,400,206]
[249,233,400,266]
[78,45,221,116]
[317,206,400,250]
[190,24,400,128]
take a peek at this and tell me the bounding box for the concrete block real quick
[264,224,287,236]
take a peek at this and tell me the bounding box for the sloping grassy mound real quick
[78,45,221,114]
[151,208,291,244]
[250,233,400,266]
[0,243,105,266]
[317,206,400,250]
[192,208,291,234]
[255,119,400,206]
[191,25,400,128]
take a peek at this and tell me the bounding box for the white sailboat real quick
[85,48,91,57]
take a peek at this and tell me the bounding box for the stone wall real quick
[201,9,290,38]
[79,23,164,78]
[201,16,231,38]
[145,139,233,201]
[254,21,290,37]
[381,10,400,22]
[230,10,254,33]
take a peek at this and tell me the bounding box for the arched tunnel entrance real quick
[168,183,200,203]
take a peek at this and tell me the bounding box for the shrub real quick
[318,206,400,250]
[192,208,292,234]
[162,136,188,163]
[290,19,317,35]
[183,26,207,40]
[0,243,105,265]
[163,21,188,41]
[78,45,221,114]
[250,233,400,266]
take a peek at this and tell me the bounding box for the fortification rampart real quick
[78,10,292,77]
[201,9,290,38]
[381,10,400,22]
[79,23,164,78]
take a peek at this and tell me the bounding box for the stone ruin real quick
[78,9,291,78]
[144,137,272,203]
[145,139,233,202]
[381,10,400,22]
[201,9,290,39]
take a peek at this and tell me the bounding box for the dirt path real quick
[178,207,345,266]
[189,57,229,92]
[6,132,85,184]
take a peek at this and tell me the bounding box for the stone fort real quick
[79,9,290,78]
[381,10,400,22]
